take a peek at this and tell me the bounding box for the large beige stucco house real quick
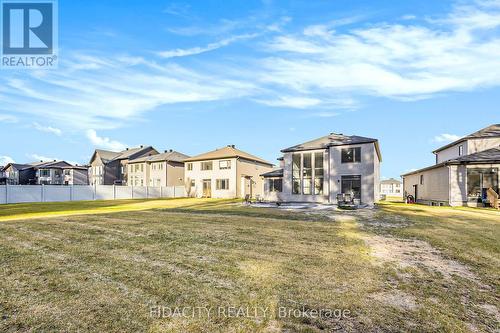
[184,145,273,199]
[88,146,158,185]
[127,150,189,187]
[402,124,500,207]
[261,133,382,206]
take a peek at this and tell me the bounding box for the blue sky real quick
[1,0,500,178]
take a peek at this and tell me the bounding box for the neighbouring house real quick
[88,146,158,185]
[1,163,34,184]
[402,124,500,207]
[36,161,73,185]
[380,178,403,197]
[261,133,382,206]
[0,161,89,185]
[184,145,274,199]
[127,150,189,187]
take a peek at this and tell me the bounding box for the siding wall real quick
[403,166,450,204]
[436,142,467,164]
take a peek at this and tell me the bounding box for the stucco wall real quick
[403,166,450,203]
[185,158,238,199]
[329,143,378,205]
[236,159,273,198]
[436,142,467,164]
[467,138,500,154]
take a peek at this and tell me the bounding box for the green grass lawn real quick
[0,199,498,332]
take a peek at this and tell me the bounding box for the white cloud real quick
[0,114,17,123]
[157,33,258,58]
[259,2,500,101]
[33,122,62,136]
[86,129,126,151]
[28,154,58,162]
[257,95,322,108]
[0,54,254,130]
[0,156,15,165]
[433,133,462,143]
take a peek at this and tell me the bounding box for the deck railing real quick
[487,187,499,209]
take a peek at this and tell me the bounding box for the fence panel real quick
[95,185,116,200]
[148,187,161,198]
[72,186,95,201]
[0,185,186,204]
[0,186,6,204]
[8,185,42,203]
[115,186,133,200]
[132,186,148,199]
[43,186,71,202]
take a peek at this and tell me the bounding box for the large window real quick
[341,175,361,199]
[292,154,301,194]
[302,153,312,195]
[219,160,231,170]
[216,179,229,190]
[341,147,361,163]
[40,169,50,177]
[268,178,282,192]
[187,163,193,171]
[292,152,324,195]
[467,168,498,200]
[201,162,213,171]
[314,153,324,195]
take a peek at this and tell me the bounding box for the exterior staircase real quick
[487,188,500,209]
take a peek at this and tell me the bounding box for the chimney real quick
[228,145,235,148]
[40,160,43,162]
[140,145,144,148]
[169,149,173,152]
[53,160,56,162]
[126,148,129,150]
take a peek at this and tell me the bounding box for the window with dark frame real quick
[268,178,282,192]
[341,175,361,199]
[420,175,424,185]
[341,147,361,163]
[201,161,213,171]
[187,163,193,171]
[458,145,464,156]
[219,160,231,170]
[216,179,229,190]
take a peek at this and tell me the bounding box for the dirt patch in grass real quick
[371,290,419,311]
[364,234,480,283]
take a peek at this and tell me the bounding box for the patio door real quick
[202,179,212,198]
[341,175,361,200]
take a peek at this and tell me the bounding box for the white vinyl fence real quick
[0,185,186,204]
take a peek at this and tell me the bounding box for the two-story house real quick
[261,133,382,206]
[88,146,158,185]
[380,178,403,197]
[184,145,273,199]
[402,124,500,207]
[127,150,189,187]
[0,163,33,184]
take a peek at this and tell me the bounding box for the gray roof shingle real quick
[402,148,500,176]
[281,133,378,153]
[433,124,500,153]
[261,169,284,178]
[129,151,190,163]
